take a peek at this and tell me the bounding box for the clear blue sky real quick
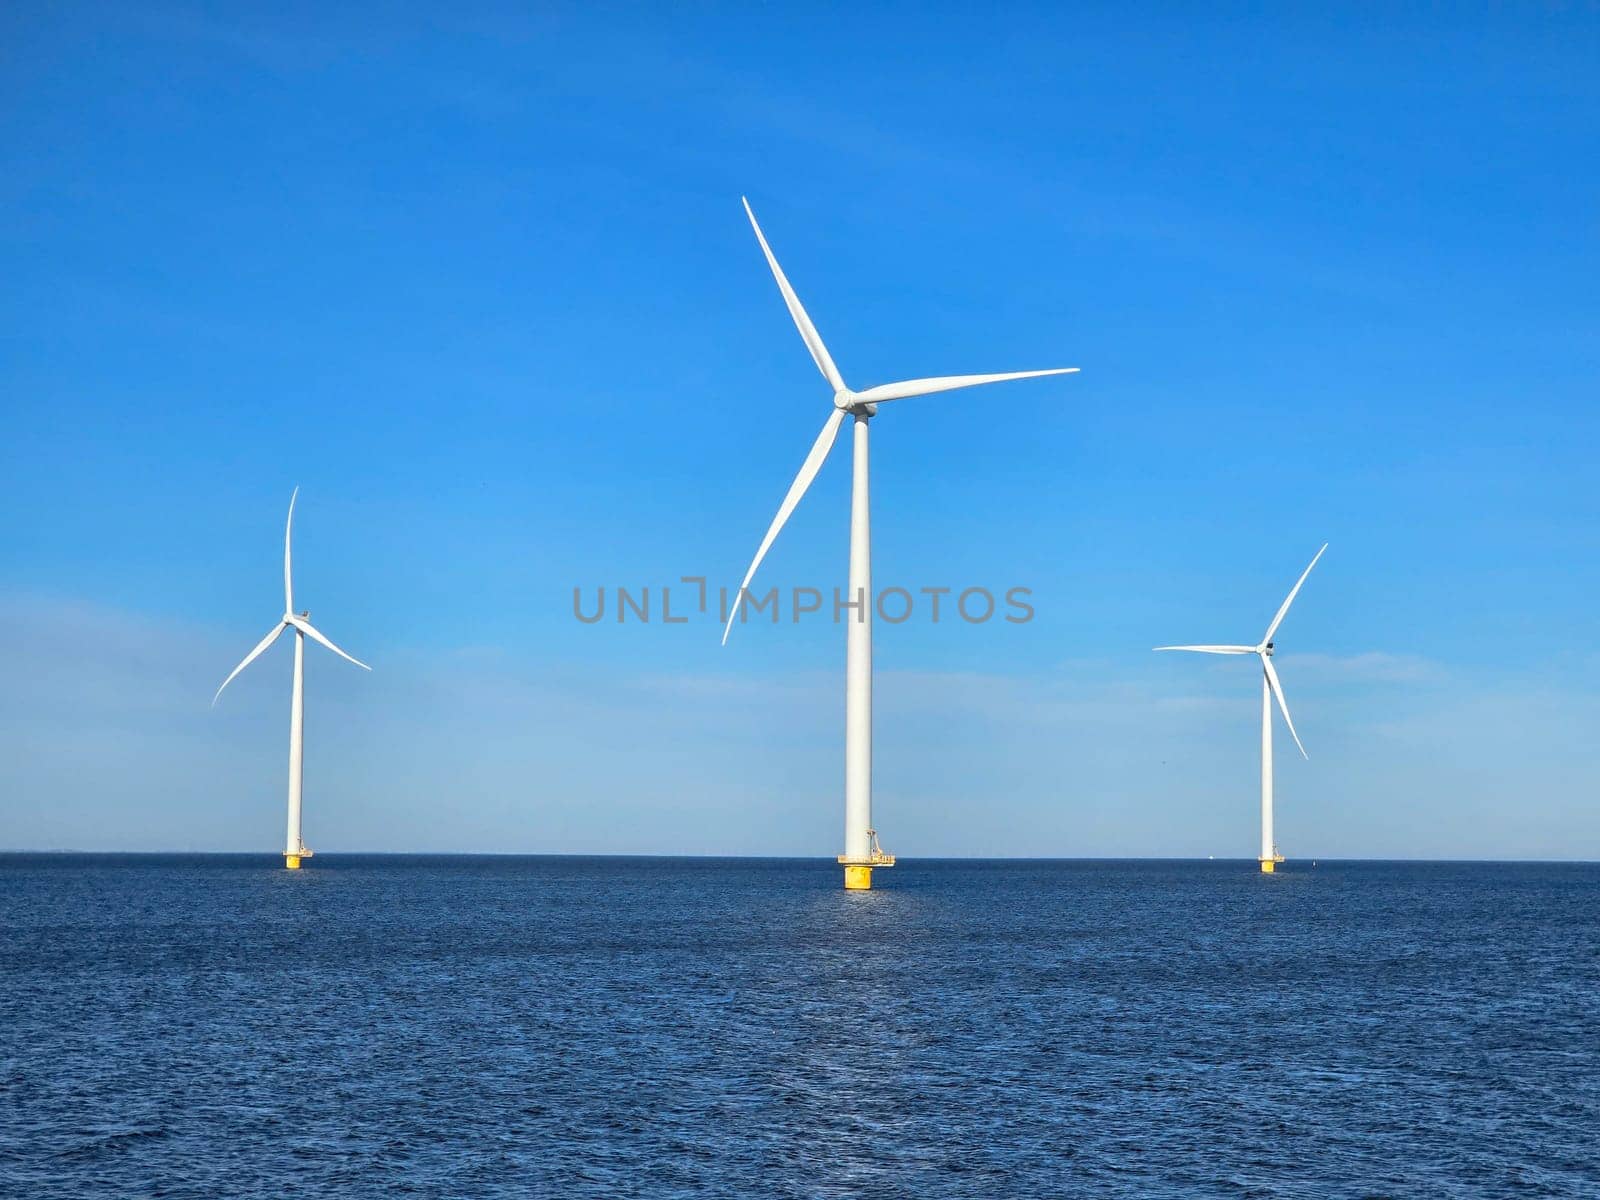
[3,3,1597,857]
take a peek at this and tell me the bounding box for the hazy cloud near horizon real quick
[3,594,1594,861]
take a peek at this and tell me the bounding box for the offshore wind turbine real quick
[213,488,370,869]
[1156,544,1327,873]
[724,198,1078,890]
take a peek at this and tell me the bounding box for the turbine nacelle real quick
[832,388,878,416]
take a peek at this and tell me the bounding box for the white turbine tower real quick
[1156,543,1327,873]
[724,198,1078,890]
[213,488,371,869]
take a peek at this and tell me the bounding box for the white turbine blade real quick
[213,623,287,706]
[853,368,1079,405]
[1261,653,1307,759]
[1262,542,1328,645]
[284,486,299,614]
[1153,644,1255,654]
[742,197,846,393]
[722,407,847,645]
[288,615,371,671]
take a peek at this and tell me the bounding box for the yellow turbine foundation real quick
[1259,858,1274,873]
[285,854,302,870]
[838,849,895,891]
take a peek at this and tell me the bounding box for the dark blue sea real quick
[1,856,1596,1198]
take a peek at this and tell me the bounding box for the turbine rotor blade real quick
[853,368,1079,405]
[722,407,847,645]
[288,615,371,671]
[1263,542,1328,645]
[1153,645,1255,654]
[742,197,846,393]
[1261,653,1307,759]
[213,622,287,706]
[284,486,299,614]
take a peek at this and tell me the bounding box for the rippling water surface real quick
[2,855,1596,1197]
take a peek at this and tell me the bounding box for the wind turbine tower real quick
[214,488,371,868]
[1156,544,1327,873]
[725,199,1078,889]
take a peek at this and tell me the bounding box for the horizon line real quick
[2,850,1596,866]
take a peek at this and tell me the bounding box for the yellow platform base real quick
[1259,858,1275,873]
[285,854,302,870]
[839,844,894,890]
[843,865,873,890]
